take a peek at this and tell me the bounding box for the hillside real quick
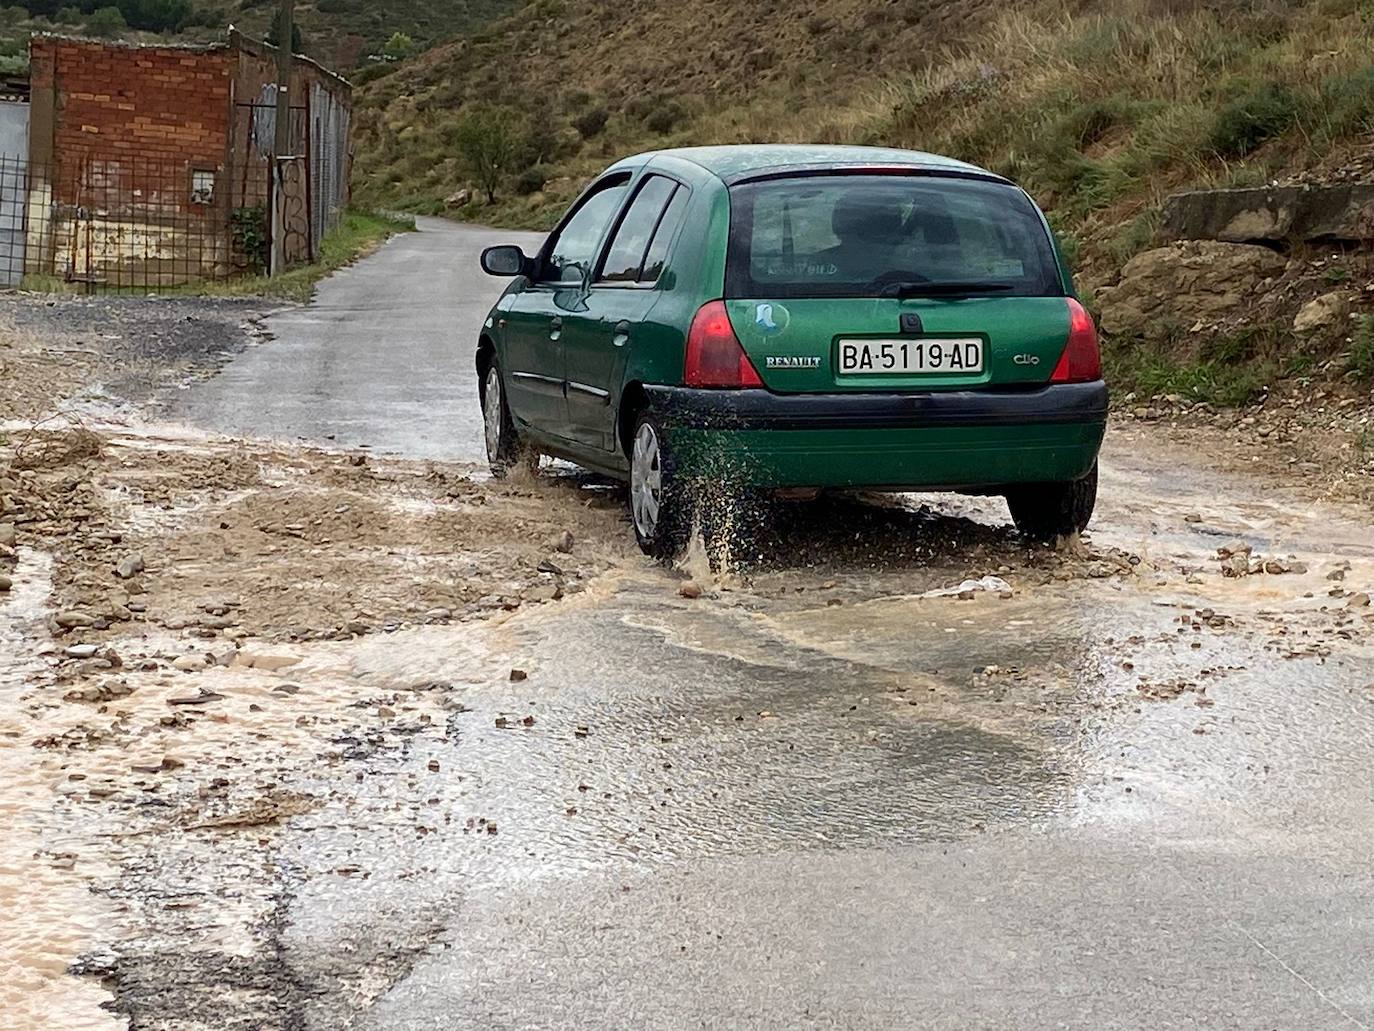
[356,0,1374,238]
[0,0,521,73]
[353,0,1011,216]
[353,0,1374,413]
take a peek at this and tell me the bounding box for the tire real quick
[1006,462,1099,542]
[628,411,690,561]
[481,359,532,478]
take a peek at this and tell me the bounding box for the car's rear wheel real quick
[482,361,532,478]
[1006,462,1098,542]
[629,412,690,561]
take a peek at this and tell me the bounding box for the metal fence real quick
[0,153,278,293]
[309,83,351,249]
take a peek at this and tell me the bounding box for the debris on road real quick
[1218,542,1310,578]
[920,576,1013,599]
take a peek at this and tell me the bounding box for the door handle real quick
[613,320,632,347]
[549,316,563,340]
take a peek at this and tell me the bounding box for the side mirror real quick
[481,244,532,278]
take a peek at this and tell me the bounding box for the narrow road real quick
[174,217,543,462]
[156,221,1374,1030]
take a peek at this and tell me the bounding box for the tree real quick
[267,8,305,54]
[116,0,192,32]
[86,5,128,36]
[382,32,414,61]
[449,106,526,205]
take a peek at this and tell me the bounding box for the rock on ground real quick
[1096,242,1287,338]
[1292,291,1351,334]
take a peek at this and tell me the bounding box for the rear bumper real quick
[645,382,1108,489]
[645,381,1109,431]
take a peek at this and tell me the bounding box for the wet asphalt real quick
[163,221,1374,1029]
[278,574,1374,1031]
[173,217,544,462]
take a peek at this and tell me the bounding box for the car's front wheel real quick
[1006,463,1099,542]
[629,412,690,561]
[482,360,532,478]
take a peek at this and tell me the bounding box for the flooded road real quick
[81,434,1374,1030]
[3,221,1372,1029]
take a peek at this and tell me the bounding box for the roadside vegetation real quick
[1349,315,1374,382]
[356,0,1374,242]
[1102,323,1288,408]
[196,209,415,301]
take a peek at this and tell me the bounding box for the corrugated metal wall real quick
[310,83,350,251]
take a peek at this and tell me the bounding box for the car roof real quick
[612,144,1000,185]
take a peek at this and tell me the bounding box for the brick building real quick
[0,31,352,288]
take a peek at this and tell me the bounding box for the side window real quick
[640,186,690,283]
[597,176,678,283]
[543,178,631,284]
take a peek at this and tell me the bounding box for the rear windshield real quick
[725,174,1063,300]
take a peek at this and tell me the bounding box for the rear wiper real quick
[883,281,1016,298]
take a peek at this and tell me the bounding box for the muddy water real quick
[280,519,1371,1017]
[4,435,1374,1029]
[286,567,1372,893]
[0,549,126,1031]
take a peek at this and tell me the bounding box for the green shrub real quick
[1317,65,1374,139]
[448,105,528,204]
[231,207,269,273]
[116,0,191,32]
[267,7,305,53]
[1201,322,1283,365]
[513,164,547,196]
[1208,81,1302,157]
[86,5,127,36]
[572,105,609,139]
[1059,98,1126,149]
[1285,349,1317,376]
[644,101,684,135]
[383,32,415,60]
[1349,315,1374,381]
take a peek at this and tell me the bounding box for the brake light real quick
[1050,298,1102,383]
[684,301,764,389]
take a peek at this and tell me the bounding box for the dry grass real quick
[10,415,104,470]
[357,0,1374,283]
[858,1,1374,252]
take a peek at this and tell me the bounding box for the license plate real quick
[837,338,984,375]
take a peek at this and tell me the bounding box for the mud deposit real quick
[4,408,1372,1029]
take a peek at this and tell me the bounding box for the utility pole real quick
[270,0,295,276]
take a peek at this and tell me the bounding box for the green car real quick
[478,145,1107,558]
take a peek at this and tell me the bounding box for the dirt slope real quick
[353,0,1010,212]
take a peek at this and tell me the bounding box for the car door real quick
[563,175,691,451]
[502,175,631,441]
